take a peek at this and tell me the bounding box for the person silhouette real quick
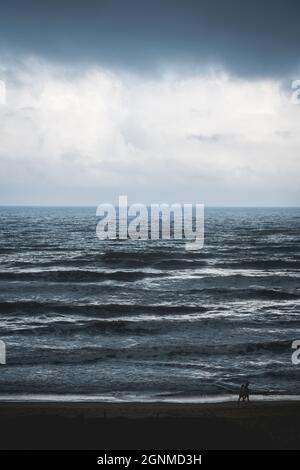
[244,382,250,402]
[238,383,245,402]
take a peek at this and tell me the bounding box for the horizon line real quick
[0,204,299,209]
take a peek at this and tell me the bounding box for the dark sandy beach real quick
[0,401,299,449]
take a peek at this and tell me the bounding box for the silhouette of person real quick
[238,383,245,402]
[244,382,250,402]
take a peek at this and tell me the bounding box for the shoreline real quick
[1,398,300,413]
[0,393,300,404]
[0,400,300,449]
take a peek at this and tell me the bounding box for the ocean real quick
[0,206,299,402]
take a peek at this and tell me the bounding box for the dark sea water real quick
[0,206,299,402]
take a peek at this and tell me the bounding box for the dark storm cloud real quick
[0,0,299,77]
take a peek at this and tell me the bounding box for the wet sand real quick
[0,401,299,449]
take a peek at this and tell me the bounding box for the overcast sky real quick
[0,0,300,205]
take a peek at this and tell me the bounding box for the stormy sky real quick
[0,0,300,205]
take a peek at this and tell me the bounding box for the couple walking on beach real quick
[238,382,250,403]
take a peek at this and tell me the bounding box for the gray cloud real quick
[188,134,227,144]
[0,62,300,206]
[0,1,300,78]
